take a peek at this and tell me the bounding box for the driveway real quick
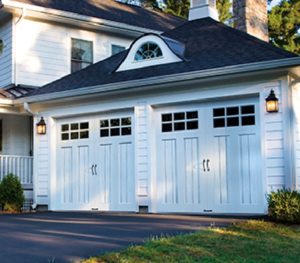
[0,212,241,263]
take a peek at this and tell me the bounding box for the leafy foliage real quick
[0,174,25,212]
[163,0,190,18]
[268,0,300,54]
[216,0,232,23]
[268,189,300,223]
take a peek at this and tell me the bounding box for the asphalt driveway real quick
[0,212,241,263]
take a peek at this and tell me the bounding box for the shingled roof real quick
[28,18,299,97]
[8,0,185,32]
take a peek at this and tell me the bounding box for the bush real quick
[267,189,300,224]
[0,174,25,212]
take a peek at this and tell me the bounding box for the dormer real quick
[117,34,185,72]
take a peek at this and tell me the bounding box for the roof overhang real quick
[1,0,161,37]
[18,57,300,104]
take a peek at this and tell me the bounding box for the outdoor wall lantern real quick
[265,89,279,113]
[36,117,46,135]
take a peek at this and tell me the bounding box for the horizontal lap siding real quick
[15,18,133,87]
[263,84,285,192]
[0,18,13,87]
[135,104,150,202]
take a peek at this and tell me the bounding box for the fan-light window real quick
[134,42,163,61]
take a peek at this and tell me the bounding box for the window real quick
[134,42,163,61]
[0,120,2,151]
[71,39,93,73]
[112,44,125,56]
[213,105,255,128]
[100,117,132,137]
[61,122,89,141]
[161,111,198,133]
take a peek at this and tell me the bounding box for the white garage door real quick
[55,113,136,211]
[156,100,264,214]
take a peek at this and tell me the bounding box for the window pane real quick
[80,122,89,130]
[72,39,92,62]
[213,108,225,117]
[122,127,131,136]
[187,121,198,130]
[227,117,239,127]
[121,117,131,126]
[61,124,69,132]
[80,131,89,139]
[71,132,79,140]
[112,44,125,56]
[187,111,198,119]
[61,133,69,141]
[214,118,225,128]
[100,120,109,128]
[162,114,172,122]
[227,107,239,116]
[174,112,185,120]
[111,128,120,136]
[174,122,185,131]
[110,119,120,127]
[162,123,172,132]
[242,116,255,126]
[241,105,255,114]
[71,123,79,130]
[100,129,109,137]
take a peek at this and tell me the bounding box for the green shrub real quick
[0,174,25,212]
[267,189,300,224]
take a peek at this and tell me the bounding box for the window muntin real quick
[213,105,255,128]
[134,42,163,61]
[161,111,198,133]
[112,44,126,56]
[61,122,89,141]
[71,39,93,73]
[100,117,132,137]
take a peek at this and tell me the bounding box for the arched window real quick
[134,42,163,61]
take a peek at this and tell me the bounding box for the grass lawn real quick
[83,220,300,263]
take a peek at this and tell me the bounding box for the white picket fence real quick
[0,155,33,185]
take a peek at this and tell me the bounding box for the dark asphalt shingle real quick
[28,18,298,97]
[9,0,185,32]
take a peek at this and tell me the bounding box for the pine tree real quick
[268,0,300,54]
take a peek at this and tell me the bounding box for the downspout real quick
[13,7,26,87]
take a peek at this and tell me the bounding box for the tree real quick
[268,0,300,54]
[163,0,190,18]
[216,0,232,23]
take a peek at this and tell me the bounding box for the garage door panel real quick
[239,133,259,205]
[161,139,178,205]
[184,137,201,205]
[61,146,73,204]
[78,145,89,204]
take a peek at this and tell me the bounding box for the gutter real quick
[1,0,162,35]
[18,57,300,104]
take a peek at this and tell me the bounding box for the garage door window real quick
[100,117,132,137]
[161,111,198,133]
[213,105,255,128]
[61,122,89,140]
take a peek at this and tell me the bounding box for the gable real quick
[117,34,183,72]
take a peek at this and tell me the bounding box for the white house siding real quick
[15,17,133,87]
[33,116,50,205]
[261,82,287,192]
[292,82,300,190]
[0,17,13,88]
[134,104,151,207]
[0,114,31,156]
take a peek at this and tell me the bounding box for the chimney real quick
[189,0,219,21]
[233,0,269,42]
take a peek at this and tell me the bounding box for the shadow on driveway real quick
[0,212,242,263]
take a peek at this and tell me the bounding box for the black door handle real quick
[94,164,97,176]
[91,165,95,175]
[207,159,210,172]
[202,159,206,172]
